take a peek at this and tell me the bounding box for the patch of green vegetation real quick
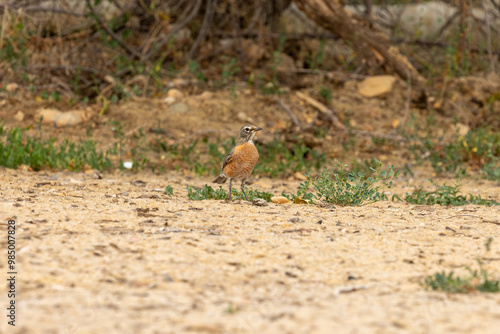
[318,86,332,104]
[186,184,273,202]
[404,117,500,182]
[309,38,326,71]
[218,57,240,87]
[393,179,499,206]
[284,160,398,206]
[188,60,207,83]
[0,125,112,171]
[165,185,174,196]
[261,36,286,95]
[424,261,499,294]
[430,129,500,180]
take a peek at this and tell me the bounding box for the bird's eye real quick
[244,127,250,132]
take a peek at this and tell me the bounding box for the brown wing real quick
[221,147,235,172]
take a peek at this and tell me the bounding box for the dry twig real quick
[273,97,301,129]
[86,0,141,59]
[295,91,346,130]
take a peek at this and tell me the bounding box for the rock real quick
[198,91,213,100]
[163,96,176,105]
[6,83,19,92]
[167,88,184,99]
[186,99,201,109]
[271,196,291,204]
[252,198,268,207]
[169,102,189,114]
[14,111,25,122]
[236,111,248,122]
[171,78,190,88]
[293,171,307,181]
[36,108,92,127]
[452,123,470,137]
[358,75,397,98]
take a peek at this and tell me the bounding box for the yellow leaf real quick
[293,198,308,204]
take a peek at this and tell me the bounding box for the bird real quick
[213,125,263,201]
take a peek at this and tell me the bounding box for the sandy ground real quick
[1,167,499,334]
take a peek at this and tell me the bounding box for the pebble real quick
[271,196,290,204]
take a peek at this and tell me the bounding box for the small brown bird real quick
[213,125,263,201]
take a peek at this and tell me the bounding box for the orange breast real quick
[223,142,259,179]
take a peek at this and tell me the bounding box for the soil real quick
[1,82,500,334]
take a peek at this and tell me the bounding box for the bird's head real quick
[237,125,263,144]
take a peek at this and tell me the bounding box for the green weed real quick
[188,60,207,83]
[187,184,273,201]
[424,261,499,293]
[404,119,500,181]
[318,86,332,104]
[218,57,240,87]
[165,185,174,196]
[261,36,286,95]
[284,160,398,206]
[393,179,499,206]
[0,125,112,171]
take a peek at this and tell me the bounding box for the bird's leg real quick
[241,178,249,201]
[228,178,233,201]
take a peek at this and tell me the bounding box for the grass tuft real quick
[0,125,112,171]
[186,184,273,202]
[424,261,499,293]
[393,179,499,206]
[284,160,398,206]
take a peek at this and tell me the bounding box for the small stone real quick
[6,83,19,92]
[452,123,469,137]
[169,102,189,114]
[186,99,201,109]
[36,108,92,127]
[289,217,304,223]
[171,78,189,87]
[271,196,290,204]
[14,111,25,122]
[163,96,176,105]
[198,91,213,100]
[237,111,248,122]
[252,198,268,207]
[293,171,307,181]
[167,88,184,99]
[358,75,396,98]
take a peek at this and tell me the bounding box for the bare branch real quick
[188,0,215,60]
[273,97,301,128]
[85,0,141,59]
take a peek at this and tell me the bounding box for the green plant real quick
[165,185,174,196]
[187,184,273,202]
[219,57,240,87]
[393,179,499,206]
[424,261,499,293]
[309,38,326,70]
[187,60,207,83]
[318,86,332,104]
[285,160,398,206]
[0,125,112,171]
[261,36,286,95]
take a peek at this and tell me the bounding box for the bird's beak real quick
[253,127,263,132]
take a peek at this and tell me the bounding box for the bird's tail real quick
[213,175,227,184]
